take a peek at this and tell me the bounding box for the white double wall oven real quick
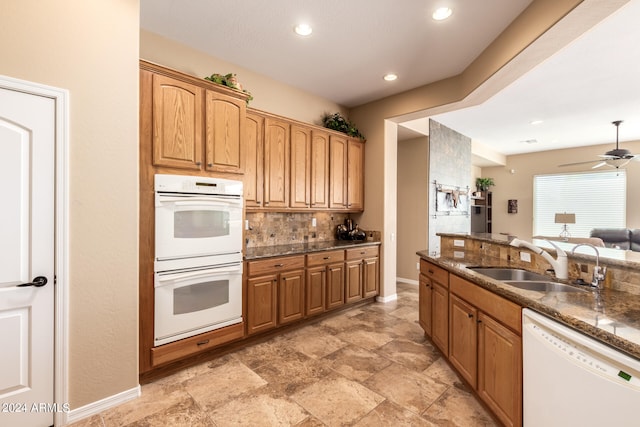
[154,174,243,346]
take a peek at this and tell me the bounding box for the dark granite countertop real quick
[245,240,381,260]
[416,250,640,360]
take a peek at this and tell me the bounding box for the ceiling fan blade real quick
[558,159,608,167]
[591,161,606,169]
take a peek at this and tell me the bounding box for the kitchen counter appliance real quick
[153,174,243,346]
[523,308,640,426]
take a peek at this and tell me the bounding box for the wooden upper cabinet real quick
[244,111,264,208]
[310,130,330,209]
[205,90,246,174]
[347,138,364,210]
[329,135,348,208]
[263,118,290,208]
[151,74,204,170]
[290,125,311,208]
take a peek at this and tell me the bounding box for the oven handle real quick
[156,264,242,285]
[156,195,242,206]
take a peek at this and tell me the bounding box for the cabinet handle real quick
[467,313,474,319]
[195,161,202,166]
[323,256,330,260]
[274,263,284,267]
[207,163,213,167]
[428,269,434,274]
[196,339,210,346]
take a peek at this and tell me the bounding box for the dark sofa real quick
[589,228,640,251]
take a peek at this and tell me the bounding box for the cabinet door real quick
[205,90,246,174]
[478,312,522,427]
[418,274,432,336]
[449,294,478,388]
[329,135,348,208]
[310,130,330,208]
[278,269,305,324]
[326,262,345,310]
[152,74,203,170]
[306,266,326,317]
[244,111,264,208]
[347,138,364,210]
[247,275,277,335]
[290,125,311,208]
[263,118,290,208]
[362,257,379,298]
[431,281,449,356]
[345,260,363,303]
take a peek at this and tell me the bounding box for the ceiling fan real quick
[559,120,640,169]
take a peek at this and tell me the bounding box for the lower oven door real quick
[154,263,242,346]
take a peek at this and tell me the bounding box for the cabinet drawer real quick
[151,322,244,367]
[247,255,305,277]
[449,274,521,334]
[345,245,379,260]
[420,259,449,287]
[307,250,345,266]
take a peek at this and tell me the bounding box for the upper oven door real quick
[155,193,242,260]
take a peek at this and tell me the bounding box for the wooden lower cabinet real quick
[449,273,522,427]
[278,269,305,324]
[246,274,278,335]
[449,293,478,388]
[246,255,305,335]
[418,274,432,334]
[419,259,449,356]
[345,260,363,303]
[477,312,522,427]
[307,250,345,312]
[345,246,380,303]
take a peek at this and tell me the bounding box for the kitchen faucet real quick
[509,238,568,280]
[571,243,607,289]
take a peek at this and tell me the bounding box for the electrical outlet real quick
[245,219,249,230]
[416,262,420,270]
[520,251,531,263]
[312,217,317,227]
[453,239,465,247]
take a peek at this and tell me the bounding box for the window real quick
[533,170,626,237]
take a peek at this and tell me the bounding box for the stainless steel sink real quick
[467,267,549,282]
[504,281,587,293]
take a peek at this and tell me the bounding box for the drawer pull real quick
[274,263,284,267]
[196,339,210,346]
[428,269,435,274]
[323,256,330,260]
[360,251,366,255]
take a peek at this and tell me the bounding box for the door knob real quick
[17,276,48,287]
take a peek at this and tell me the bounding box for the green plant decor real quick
[204,73,253,104]
[476,177,495,191]
[322,112,365,139]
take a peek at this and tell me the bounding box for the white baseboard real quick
[65,385,141,425]
[396,277,418,285]
[376,293,398,303]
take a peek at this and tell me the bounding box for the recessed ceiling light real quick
[530,120,544,125]
[432,7,452,21]
[294,23,312,36]
[383,73,398,81]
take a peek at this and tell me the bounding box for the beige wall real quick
[397,137,429,282]
[484,140,640,239]
[140,30,347,125]
[0,0,139,408]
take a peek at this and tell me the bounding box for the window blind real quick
[533,170,626,238]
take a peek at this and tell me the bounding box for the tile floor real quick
[70,283,496,426]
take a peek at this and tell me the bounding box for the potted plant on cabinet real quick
[476,177,495,192]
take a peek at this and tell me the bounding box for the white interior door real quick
[0,87,55,426]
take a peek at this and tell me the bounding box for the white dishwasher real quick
[523,309,640,427]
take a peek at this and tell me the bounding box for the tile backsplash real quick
[245,212,376,248]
